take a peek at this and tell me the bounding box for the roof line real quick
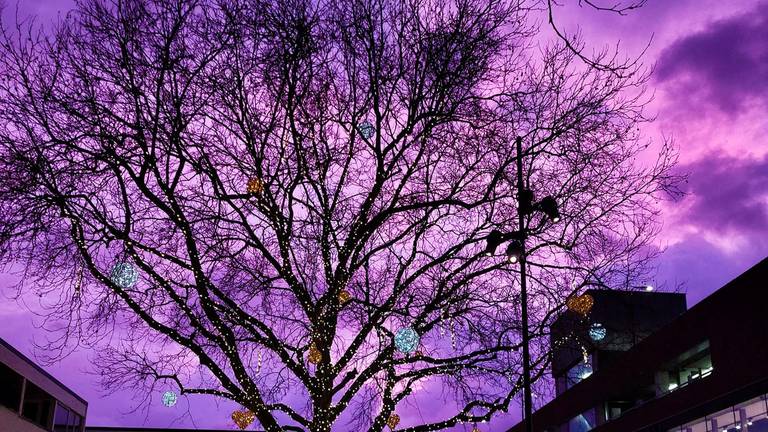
[0,336,88,405]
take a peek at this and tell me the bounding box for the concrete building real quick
[507,257,768,432]
[0,337,87,432]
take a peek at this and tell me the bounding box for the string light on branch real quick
[161,391,177,407]
[589,323,606,341]
[246,177,264,195]
[566,294,594,316]
[110,262,138,288]
[387,413,400,430]
[394,327,420,354]
[358,121,375,139]
[231,409,255,430]
[338,290,351,305]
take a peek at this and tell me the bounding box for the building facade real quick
[0,337,87,432]
[508,257,768,432]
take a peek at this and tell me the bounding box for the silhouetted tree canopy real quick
[0,0,675,430]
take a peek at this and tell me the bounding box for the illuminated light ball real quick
[161,391,177,407]
[589,323,606,341]
[110,262,139,288]
[387,413,400,430]
[307,343,322,365]
[338,290,352,305]
[394,327,420,354]
[231,409,255,430]
[566,294,594,316]
[246,177,264,194]
[358,121,375,139]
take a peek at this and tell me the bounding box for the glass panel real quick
[53,403,70,432]
[21,381,55,429]
[70,412,83,432]
[569,408,596,432]
[565,356,594,390]
[0,363,24,412]
[670,394,768,432]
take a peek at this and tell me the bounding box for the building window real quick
[21,381,55,430]
[605,400,634,421]
[659,340,712,394]
[54,402,83,432]
[0,362,24,413]
[565,357,594,390]
[568,408,597,432]
[669,394,768,431]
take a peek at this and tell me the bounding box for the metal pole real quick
[515,136,534,432]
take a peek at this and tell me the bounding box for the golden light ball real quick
[566,294,594,316]
[338,290,351,304]
[307,344,322,365]
[246,177,264,194]
[387,413,400,429]
[231,409,255,430]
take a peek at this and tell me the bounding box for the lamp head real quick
[506,240,524,263]
[484,230,504,256]
[538,196,560,222]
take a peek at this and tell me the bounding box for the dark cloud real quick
[672,153,768,234]
[655,3,768,114]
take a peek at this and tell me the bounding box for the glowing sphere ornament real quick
[387,413,400,429]
[566,294,594,316]
[231,409,255,430]
[246,177,264,194]
[394,327,419,354]
[110,262,139,289]
[338,290,351,305]
[358,121,375,139]
[161,391,177,407]
[307,343,322,365]
[589,323,606,341]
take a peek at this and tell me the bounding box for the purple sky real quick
[1,0,767,430]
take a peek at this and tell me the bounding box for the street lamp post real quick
[515,136,534,432]
[483,137,561,432]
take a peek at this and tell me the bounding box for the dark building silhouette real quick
[508,257,768,432]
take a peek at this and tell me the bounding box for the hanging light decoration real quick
[566,294,594,316]
[589,323,606,341]
[387,413,400,430]
[231,409,255,430]
[394,327,420,354]
[358,121,375,139]
[161,391,177,407]
[338,290,352,305]
[246,177,264,194]
[110,262,139,289]
[472,426,481,432]
[307,343,322,365]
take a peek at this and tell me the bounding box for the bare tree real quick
[0,0,676,431]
